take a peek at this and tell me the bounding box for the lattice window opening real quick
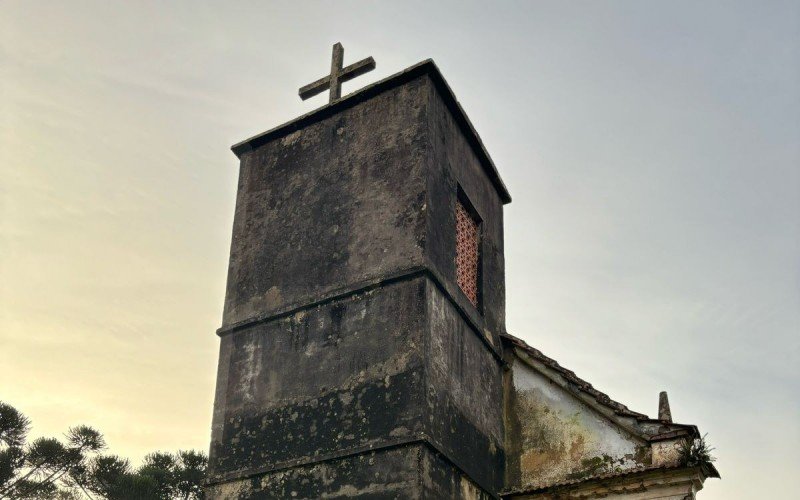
[455,199,481,308]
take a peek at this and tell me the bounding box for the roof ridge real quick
[501,332,649,420]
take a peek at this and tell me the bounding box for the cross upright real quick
[299,43,376,103]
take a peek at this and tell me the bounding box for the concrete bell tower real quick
[206,56,512,498]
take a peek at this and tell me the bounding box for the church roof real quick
[231,59,512,204]
[501,332,701,438]
[501,332,719,495]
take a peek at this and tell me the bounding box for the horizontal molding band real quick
[216,266,505,363]
[205,436,500,499]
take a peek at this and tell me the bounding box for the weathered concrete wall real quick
[222,75,430,327]
[206,446,423,499]
[506,361,649,491]
[652,438,683,467]
[206,444,495,499]
[425,280,505,492]
[209,278,427,481]
[419,72,509,492]
[425,79,506,347]
[420,445,495,500]
[209,274,505,496]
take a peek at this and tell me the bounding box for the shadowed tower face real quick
[206,60,511,499]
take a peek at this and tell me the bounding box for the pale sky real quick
[1,1,798,498]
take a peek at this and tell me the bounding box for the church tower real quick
[206,49,512,498]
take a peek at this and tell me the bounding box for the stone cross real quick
[299,43,376,103]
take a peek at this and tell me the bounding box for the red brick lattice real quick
[455,200,480,306]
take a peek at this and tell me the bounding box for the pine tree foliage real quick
[0,402,206,499]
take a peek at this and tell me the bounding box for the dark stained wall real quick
[424,80,506,348]
[206,444,493,499]
[210,278,427,481]
[425,282,505,492]
[221,76,430,328]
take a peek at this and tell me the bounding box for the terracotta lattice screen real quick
[455,200,480,307]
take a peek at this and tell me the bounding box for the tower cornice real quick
[232,59,512,204]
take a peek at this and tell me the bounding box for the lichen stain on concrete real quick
[280,130,302,147]
[206,478,251,499]
[318,480,416,499]
[459,475,486,500]
[236,341,262,404]
[264,285,283,309]
[512,361,647,489]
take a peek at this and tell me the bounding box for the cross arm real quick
[338,57,376,83]
[298,75,332,101]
